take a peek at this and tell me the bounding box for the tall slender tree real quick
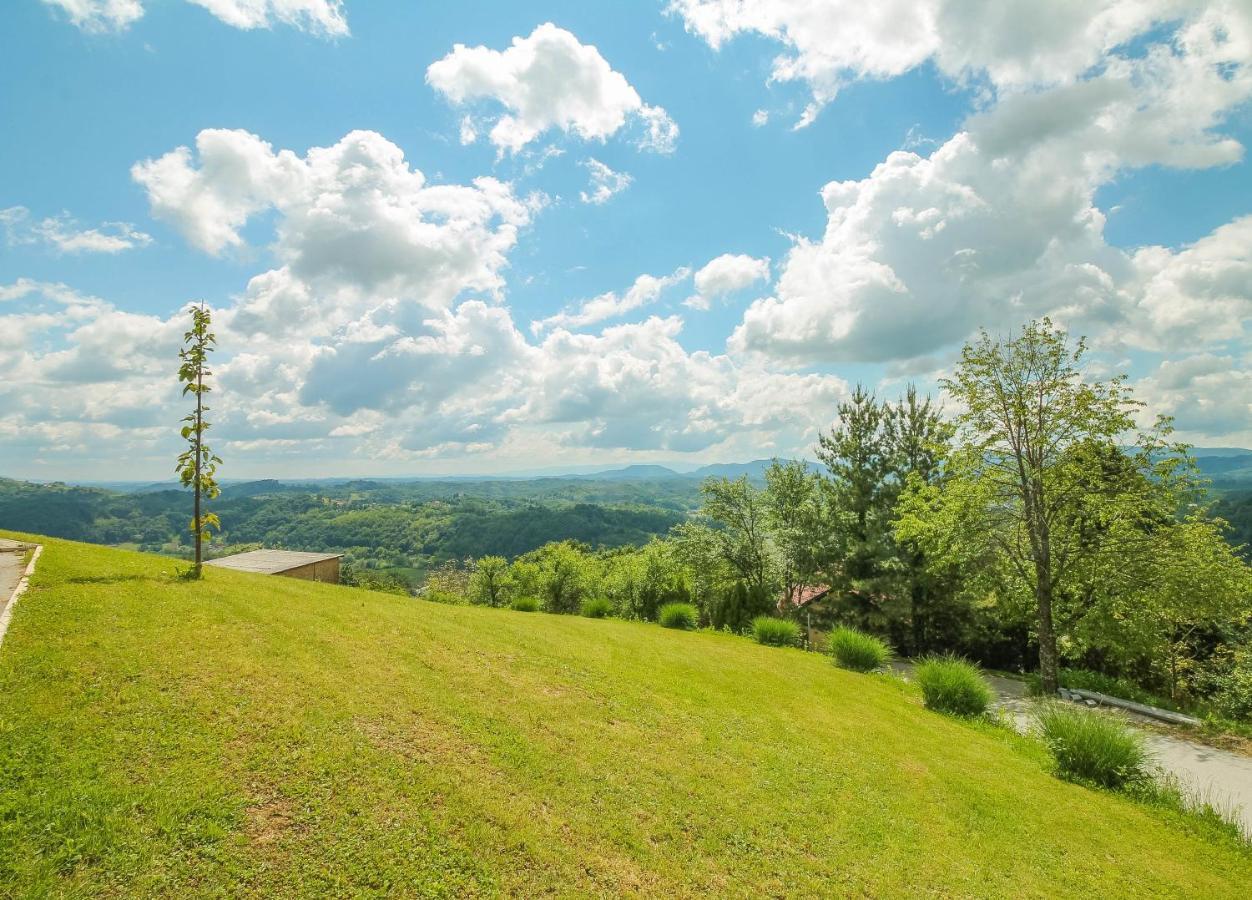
[897,320,1141,693]
[176,304,222,578]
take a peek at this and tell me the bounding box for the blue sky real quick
[2,1,1250,479]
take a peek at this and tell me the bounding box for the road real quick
[892,661,1252,835]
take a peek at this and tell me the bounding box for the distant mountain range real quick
[48,449,1252,493]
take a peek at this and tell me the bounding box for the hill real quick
[1,533,1249,896]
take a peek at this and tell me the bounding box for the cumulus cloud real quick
[579,158,633,205]
[729,6,1252,363]
[0,206,152,254]
[515,316,848,451]
[42,0,347,34]
[1135,354,1252,445]
[426,23,679,154]
[533,268,691,333]
[685,253,771,310]
[670,0,1231,125]
[133,129,533,315]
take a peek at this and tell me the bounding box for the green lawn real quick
[1,533,1249,897]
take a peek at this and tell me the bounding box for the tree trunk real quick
[193,370,203,577]
[1036,574,1059,694]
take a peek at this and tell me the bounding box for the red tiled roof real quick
[780,583,831,610]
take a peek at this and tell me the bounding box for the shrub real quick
[658,602,698,630]
[752,616,801,647]
[914,655,993,717]
[580,597,613,619]
[829,627,890,672]
[510,596,540,613]
[1035,703,1150,789]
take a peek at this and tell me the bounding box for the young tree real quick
[699,475,775,596]
[816,385,897,617]
[175,303,222,578]
[897,320,1141,693]
[763,459,825,608]
[885,386,956,654]
[468,555,511,607]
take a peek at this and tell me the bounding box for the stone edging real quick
[0,544,42,651]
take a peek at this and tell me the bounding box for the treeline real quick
[440,321,1252,723]
[0,481,683,585]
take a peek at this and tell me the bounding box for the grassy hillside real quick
[1,534,1249,897]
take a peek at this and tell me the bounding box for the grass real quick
[657,601,697,630]
[828,626,891,672]
[915,655,994,717]
[510,595,540,612]
[1035,703,1151,789]
[1,533,1251,897]
[751,616,801,647]
[579,597,612,619]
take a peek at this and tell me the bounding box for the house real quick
[205,549,343,583]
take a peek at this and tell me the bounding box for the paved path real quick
[892,662,1252,835]
[0,539,28,622]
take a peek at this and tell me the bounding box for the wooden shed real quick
[205,549,343,584]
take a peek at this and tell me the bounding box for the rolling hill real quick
[2,532,1250,895]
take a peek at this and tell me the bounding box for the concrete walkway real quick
[892,662,1252,835]
[0,539,37,649]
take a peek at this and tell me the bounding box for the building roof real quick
[204,549,342,575]
[780,583,832,611]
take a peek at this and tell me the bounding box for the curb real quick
[0,544,42,651]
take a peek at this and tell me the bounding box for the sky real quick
[1,0,1250,480]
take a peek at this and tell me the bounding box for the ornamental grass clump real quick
[915,655,993,717]
[510,596,540,612]
[580,597,612,619]
[829,627,891,672]
[658,602,698,630]
[752,616,801,647]
[1035,702,1150,789]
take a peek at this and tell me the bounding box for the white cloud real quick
[42,0,347,34]
[41,0,143,32]
[532,268,691,333]
[0,206,152,254]
[1135,354,1252,446]
[426,23,679,154]
[133,129,533,316]
[579,158,633,205]
[186,0,348,36]
[515,316,848,451]
[685,253,771,310]
[752,108,769,127]
[729,7,1252,363]
[669,0,1242,126]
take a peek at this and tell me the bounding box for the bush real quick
[829,627,891,672]
[510,596,540,612]
[914,655,993,717]
[752,616,801,647]
[580,597,613,619]
[1035,703,1150,789]
[658,602,698,630]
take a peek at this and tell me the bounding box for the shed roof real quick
[205,549,342,575]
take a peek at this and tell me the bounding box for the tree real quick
[175,303,222,578]
[763,459,825,607]
[815,385,898,630]
[699,476,775,596]
[885,386,957,654]
[518,541,596,613]
[468,555,511,607]
[898,319,1141,693]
